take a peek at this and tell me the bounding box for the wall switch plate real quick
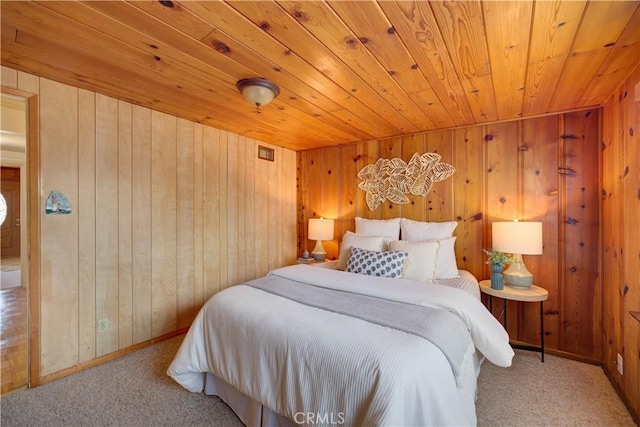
[617,353,623,375]
[98,318,108,333]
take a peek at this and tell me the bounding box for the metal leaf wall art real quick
[357,153,456,211]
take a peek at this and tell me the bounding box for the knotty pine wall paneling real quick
[242,136,256,282]
[202,126,220,299]
[522,115,560,350]
[602,63,640,421]
[282,147,297,271]
[621,75,639,417]
[95,94,119,358]
[337,144,358,251]
[150,111,178,339]
[322,146,341,257]
[299,148,329,258]
[218,131,229,292]
[560,111,601,358]
[78,89,97,364]
[267,143,280,269]
[297,109,602,362]
[451,127,484,275]
[255,137,268,274]
[296,150,307,256]
[320,147,346,258]
[131,105,152,345]
[118,101,133,349]
[483,122,520,331]
[269,141,280,267]
[1,66,297,381]
[323,147,342,217]
[425,131,455,221]
[226,133,239,288]
[355,140,380,220]
[379,138,402,220]
[227,134,244,283]
[400,134,426,220]
[622,71,639,419]
[39,78,79,375]
[192,124,204,311]
[177,118,196,330]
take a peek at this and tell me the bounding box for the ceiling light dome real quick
[236,78,280,108]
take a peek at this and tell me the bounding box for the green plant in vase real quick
[483,249,513,290]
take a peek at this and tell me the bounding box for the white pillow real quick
[355,217,401,240]
[336,231,388,270]
[389,240,439,281]
[345,247,408,278]
[400,218,458,241]
[434,237,459,279]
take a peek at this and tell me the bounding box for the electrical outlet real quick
[617,353,623,375]
[98,318,108,333]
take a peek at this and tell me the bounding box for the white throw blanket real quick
[168,265,514,426]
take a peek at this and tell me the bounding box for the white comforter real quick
[167,265,514,426]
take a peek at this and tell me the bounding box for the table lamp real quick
[492,220,543,288]
[308,217,334,262]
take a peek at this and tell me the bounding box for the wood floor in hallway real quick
[1,285,27,394]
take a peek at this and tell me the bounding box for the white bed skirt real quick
[205,372,296,427]
[204,352,485,427]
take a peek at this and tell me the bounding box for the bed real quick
[168,218,514,426]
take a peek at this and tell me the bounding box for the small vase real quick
[490,263,504,290]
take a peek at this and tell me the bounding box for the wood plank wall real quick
[297,109,602,361]
[602,63,640,421]
[1,66,297,379]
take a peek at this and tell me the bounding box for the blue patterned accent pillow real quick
[345,247,409,278]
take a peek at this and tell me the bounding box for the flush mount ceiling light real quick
[236,78,280,108]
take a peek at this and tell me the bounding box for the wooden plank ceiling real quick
[2,1,639,151]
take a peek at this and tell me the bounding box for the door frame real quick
[2,85,40,388]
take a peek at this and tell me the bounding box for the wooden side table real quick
[479,280,549,362]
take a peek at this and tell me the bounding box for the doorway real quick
[2,167,21,260]
[1,92,29,393]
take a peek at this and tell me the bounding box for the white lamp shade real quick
[240,85,276,107]
[308,218,334,241]
[492,221,543,255]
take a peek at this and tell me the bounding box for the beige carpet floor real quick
[0,334,636,426]
[476,349,636,426]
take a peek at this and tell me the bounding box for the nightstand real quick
[479,280,549,362]
[311,260,338,268]
[295,259,337,268]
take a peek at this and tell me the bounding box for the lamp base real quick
[503,274,533,289]
[311,240,326,262]
[503,254,534,288]
[312,253,326,262]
